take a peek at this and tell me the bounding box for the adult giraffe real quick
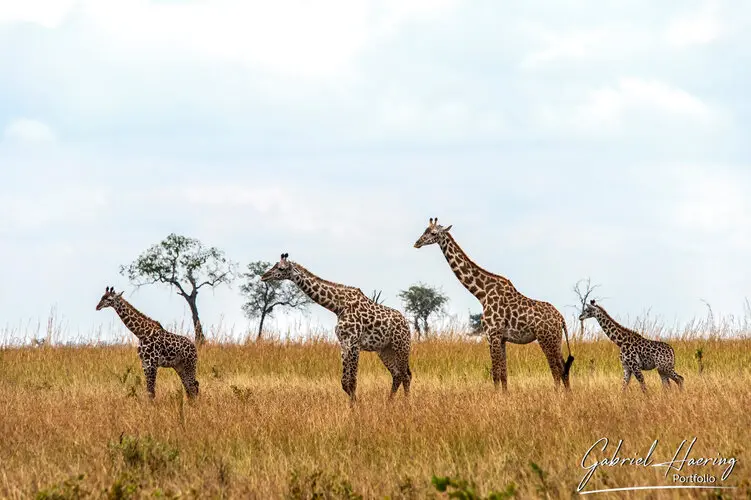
[413,218,573,390]
[261,253,412,404]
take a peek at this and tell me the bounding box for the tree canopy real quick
[120,233,235,345]
[398,283,449,339]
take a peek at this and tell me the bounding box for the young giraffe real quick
[261,253,412,404]
[96,286,199,399]
[414,218,574,391]
[579,299,684,392]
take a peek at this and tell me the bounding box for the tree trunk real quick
[422,316,430,337]
[186,295,205,346]
[413,317,421,340]
[257,310,267,342]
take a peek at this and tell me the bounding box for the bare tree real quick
[370,290,385,305]
[572,278,601,337]
[120,234,236,346]
[240,260,310,341]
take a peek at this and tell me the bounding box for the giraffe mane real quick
[118,296,164,330]
[594,304,641,337]
[445,233,517,289]
[291,262,361,292]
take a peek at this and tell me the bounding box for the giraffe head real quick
[96,286,124,310]
[261,253,295,282]
[579,299,599,321]
[413,217,453,248]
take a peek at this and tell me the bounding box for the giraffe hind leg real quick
[540,339,564,388]
[175,362,199,399]
[377,347,402,399]
[658,369,672,390]
[670,370,684,389]
[395,346,412,398]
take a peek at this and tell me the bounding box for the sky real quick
[1,0,750,343]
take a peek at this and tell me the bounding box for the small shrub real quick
[431,474,516,500]
[104,472,139,500]
[230,385,253,403]
[286,469,362,500]
[35,474,88,500]
[109,434,180,474]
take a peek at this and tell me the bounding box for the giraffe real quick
[413,218,574,390]
[579,299,684,392]
[96,286,199,399]
[261,253,412,404]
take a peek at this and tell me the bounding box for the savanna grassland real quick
[1,336,749,499]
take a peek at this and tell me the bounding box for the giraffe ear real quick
[442,224,453,232]
[116,291,124,298]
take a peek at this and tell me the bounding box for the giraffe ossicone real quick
[413,217,574,391]
[260,254,412,404]
[96,286,200,399]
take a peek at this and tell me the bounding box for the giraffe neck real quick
[289,263,354,316]
[437,233,516,302]
[112,298,162,342]
[592,307,639,347]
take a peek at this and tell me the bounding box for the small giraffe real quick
[414,218,574,390]
[261,253,412,404]
[96,286,199,399]
[579,299,684,392]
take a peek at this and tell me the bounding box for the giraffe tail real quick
[562,320,574,383]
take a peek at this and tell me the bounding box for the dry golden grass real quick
[1,337,749,499]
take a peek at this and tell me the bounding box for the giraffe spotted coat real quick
[96,286,199,399]
[261,253,412,404]
[414,218,574,391]
[580,299,684,392]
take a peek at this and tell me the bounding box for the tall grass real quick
[1,331,749,498]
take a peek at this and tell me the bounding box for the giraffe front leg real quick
[622,365,632,392]
[632,368,647,393]
[488,334,507,391]
[341,343,360,405]
[143,363,157,399]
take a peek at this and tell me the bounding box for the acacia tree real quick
[398,283,449,339]
[468,311,483,335]
[120,233,235,346]
[240,260,310,341]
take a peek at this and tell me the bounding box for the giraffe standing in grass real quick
[96,286,199,399]
[579,299,684,392]
[261,253,412,404]
[414,218,574,390]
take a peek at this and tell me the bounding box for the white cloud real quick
[521,26,611,68]
[0,0,75,28]
[667,166,750,244]
[3,118,57,144]
[665,4,723,48]
[0,187,108,232]
[67,0,459,80]
[142,182,409,247]
[574,78,715,128]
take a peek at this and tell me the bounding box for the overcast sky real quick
[1,0,750,343]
